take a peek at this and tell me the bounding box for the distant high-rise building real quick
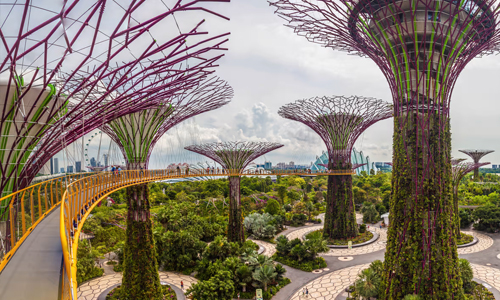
[103,154,109,167]
[54,158,59,174]
[60,167,65,173]
[67,166,74,173]
[50,157,54,174]
[265,161,272,169]
[493,165,498,169]
[75,161,81,172]
[90,157,97,167]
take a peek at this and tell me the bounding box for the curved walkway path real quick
[0,208,62,300]
[77,271,197,300]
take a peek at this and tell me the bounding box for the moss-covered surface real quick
[121,183,162,300]
[323,173,358,240]
[381,112,463,299]
[228,176,244,243]
[307,229,373,245]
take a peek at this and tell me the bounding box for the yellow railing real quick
[56,168,355,299]
[0,172,94,272]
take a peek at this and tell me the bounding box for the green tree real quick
[276,185,287,204]
[253,265,277,291]
[187,270,235,300]
[202,235,240,261]
[361,202,380,224]
[354,268,380,299]
[236,265,253,292]
[265,198,281,215]
[304,231,328,260]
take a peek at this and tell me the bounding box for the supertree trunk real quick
[228,176,244,243]
[323,174,358,240]
[453,190,461,239]
[121,167,161,299]
[382,112,462,299]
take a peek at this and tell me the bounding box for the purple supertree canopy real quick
[278,95,392,168]
[1,0,232,192]
[100,76,234,169]
[451,158,467,166]
[452,161,490,191]
[270,0,500,114]
[458,149,495,164]
[185,141,284,171]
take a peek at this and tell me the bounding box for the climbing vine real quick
[381,112,463,299]
[121,183,162,300]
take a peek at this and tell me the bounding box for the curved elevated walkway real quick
[0,207,62,300]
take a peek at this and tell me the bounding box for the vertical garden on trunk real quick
[278,96,392,240]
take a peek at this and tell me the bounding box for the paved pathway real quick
[77,271,197,300]
[252,239,277,257]
[0,208,62,300]
[458,231,494,254]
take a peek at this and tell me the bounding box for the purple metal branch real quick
[100,76,233,168]
[452,161,490,191]
[278,95,392,168]
[2,1,232,192]
[458,150,495,164]
[185,141,284,172]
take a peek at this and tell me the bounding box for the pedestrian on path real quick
[181,281,184,290]
[306,287,309,298]
[237,292,240,299]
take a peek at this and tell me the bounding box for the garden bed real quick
[272,255,327,272]
[457,232,474,245]
[105,284,177,300]
[304,230,377,247]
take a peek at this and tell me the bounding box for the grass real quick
[306,230,374,246]
[457,232,474,245]
[272,255,327,272]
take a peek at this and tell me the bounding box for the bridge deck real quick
[0,207,62,300]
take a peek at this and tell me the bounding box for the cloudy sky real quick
[57,0,500,170]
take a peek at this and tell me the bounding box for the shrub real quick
[187,270,235,300]
[361,202,380,224]
[359,224,367,233]
[472,206,500,232]
[265,199,281,215]
[243,213,278,240]
[76,239,104,284]
[459,259,474,293]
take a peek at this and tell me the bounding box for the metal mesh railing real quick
[0,173,94,272]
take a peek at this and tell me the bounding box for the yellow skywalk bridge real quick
[0,168,354,300]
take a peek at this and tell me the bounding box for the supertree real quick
[98,77,232,299]
[278,96,392,240]
[185,141,284,243]
[101,77,233,169]
[459,150,494,179]
[0,0,231,286]
[270,0,500,297]
[0,0,231,197]
[451,161,489,238]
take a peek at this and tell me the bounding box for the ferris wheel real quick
[84,130,124,171]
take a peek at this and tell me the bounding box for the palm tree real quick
[274,264,287,281]
[236,265,253,292]
[355,268,381,299]
[253,265,277,291]
[304,231,329,260]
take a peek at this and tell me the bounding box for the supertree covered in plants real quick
[459,150,494,179]
[185,141,284,243]
[451,161,489,238]
[0,0,231,298]
[278,96,392,240]
[99,77,232,299]
[270,0,500,297]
